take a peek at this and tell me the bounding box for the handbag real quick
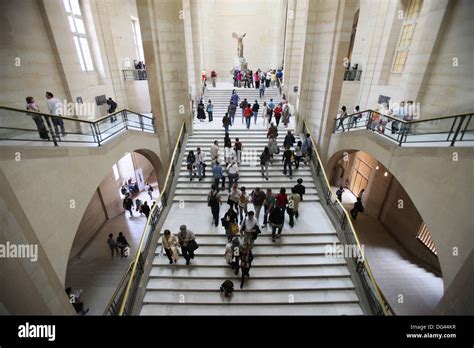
[187,240,199,252]
[230,223,239,236]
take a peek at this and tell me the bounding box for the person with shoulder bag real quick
[177,225,197,265]
[161,229,179,264]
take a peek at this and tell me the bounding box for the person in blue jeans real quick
[252,100,260,124]
[262,188,275,227]
[259,80,265,98]
[206,100,214,122]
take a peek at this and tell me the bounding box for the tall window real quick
[63,0,94,71]
[392,0,422,73]
[131,17,144,63]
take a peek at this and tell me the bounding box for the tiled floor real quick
[65,183,159,315]
[332,187,444,315]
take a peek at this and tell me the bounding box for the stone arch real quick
[62,144,164,285]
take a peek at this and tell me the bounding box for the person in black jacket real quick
[282,145,293,179]
[268,206,285,242]
[351,197,364,220]
[141,201,151,218]
[117,232,130,258]
[123,195,134,217]
[283,130,295,148]
[252,100,260,124]
[292,178,306,201]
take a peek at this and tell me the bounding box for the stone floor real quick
[65,183,158,315]
[332,187,444,315]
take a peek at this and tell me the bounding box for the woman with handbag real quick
[161,229,179,264]
[222,206,238,241]
[177,225,197,265]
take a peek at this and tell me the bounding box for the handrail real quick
[303,122,390,315]
[338,108,473,124]
[106,121,186,316]
[333,109,473,146]
[0,105,153,124]
[0,105,155,147]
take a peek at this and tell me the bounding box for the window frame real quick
[131,17,145,63]
[63,0,94,72]
[391,0,422,73]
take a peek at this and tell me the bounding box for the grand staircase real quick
[139,87,363,315]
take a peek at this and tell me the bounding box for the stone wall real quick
[0,0,151,116]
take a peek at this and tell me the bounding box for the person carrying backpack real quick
[208,184,221,227]
[220,280,234,297]
[107,97,118,122]
[239,98,248,123]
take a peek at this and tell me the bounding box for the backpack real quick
[220,280,234,297]
[208,191,218,206]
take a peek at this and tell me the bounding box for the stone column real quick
[297,0,355,160]
[137,0,192,170]
[283,0,309,107]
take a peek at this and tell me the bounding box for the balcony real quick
[123,69,147,81]
[344,69,362,81]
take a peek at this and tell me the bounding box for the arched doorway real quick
[64,150,162,315]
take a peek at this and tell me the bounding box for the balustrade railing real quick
[0,106,154,146]
[333,109,473,146]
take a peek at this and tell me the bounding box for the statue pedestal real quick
[233,57,247,73]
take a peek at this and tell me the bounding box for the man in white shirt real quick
[226,160,239,192]
[210,140,219,168]
[241,211,258,248]
[45,91,66,136]
[195,147,207,181]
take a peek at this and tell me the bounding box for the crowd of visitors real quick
[335,101,417,137]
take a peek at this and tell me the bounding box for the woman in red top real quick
[276,188,287,208]
[244,105,253,129]
[274,103,283,127]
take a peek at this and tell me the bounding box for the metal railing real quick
[104,121,186,315]
[304,122,394,315]
[123,69,147,81]
[0,106,154,146]
[343,69,362,81]
[333,109,473,146]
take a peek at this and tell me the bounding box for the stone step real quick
[145,277,355,291]
[142,288,358,304]
[157,234,339,245]
[152,255,346,267]
[175,183,316,190]
[174,188,318,195]
[154,244,335,256]
[149,265,350,279]
[178,171,313,178]
[178,177,313,186]
[140,303,363,315]
[172,195,320,202]
[179,165,311,172]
